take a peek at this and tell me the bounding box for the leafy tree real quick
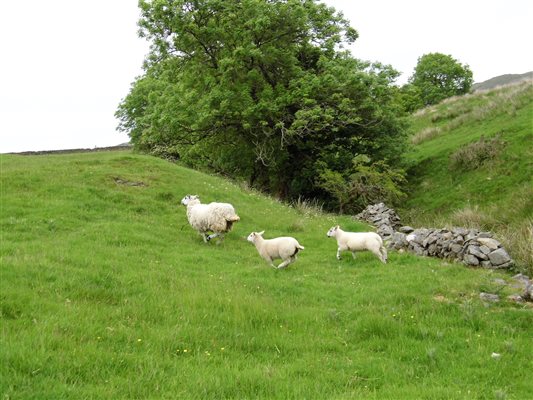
[408,53,473,106]
[117,0,407,211]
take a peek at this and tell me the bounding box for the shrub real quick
[411,126,442,144]
[449,134,506,171]
[317,155,406,214]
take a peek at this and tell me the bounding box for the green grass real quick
[1,151,532,399]
[403,81,533,271]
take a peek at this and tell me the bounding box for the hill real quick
[472,72,532,92]
[1,151,532,398]
[403,80,533,270]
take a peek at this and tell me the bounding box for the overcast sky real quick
[1,0,531,153]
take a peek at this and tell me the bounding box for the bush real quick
[449,134,506,171]
[317,155,405,214]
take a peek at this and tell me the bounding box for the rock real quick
[488,248,512,266]
[480,293,500,302]
[466,231,479,241]
[467,245,488,260]
[512,273,530,283]
[507,294,525,303]
[453,227,468,236]
[477,237,501,250]
[450,243,463,254]
[399,226,414,233]
[523,282,533,301]
[464,254,480,266]
[411,243,424,256]
[492,260,513,269]
[492,278,507,286]
[480,260,492,268]
[479,245,491,255]
[478,232,493,238]
[442,232,453,240]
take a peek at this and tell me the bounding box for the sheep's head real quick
[327,225,340,238]
[247,231,265,243]
[181,194,200,206]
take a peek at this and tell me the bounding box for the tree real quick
[409,53,473,106]
[116,0,407,211]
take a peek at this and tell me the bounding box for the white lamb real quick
[326,225,387,263]
[181,194,240,243]
[247,231,304,269]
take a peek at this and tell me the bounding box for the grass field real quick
[403,81,533,271]
[1,150,532,399]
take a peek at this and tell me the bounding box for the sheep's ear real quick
[335,225,340,229]
[257,231,265,236]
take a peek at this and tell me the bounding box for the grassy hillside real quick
[403,81,533,270]
[1,151,532,399]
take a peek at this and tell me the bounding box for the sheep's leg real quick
[201,233,209,243]
[264,257,276,268]
[336,247,342,260]
[380,246,388,263]
[370,248,384,263]
[207,233,224,244]
[277,258,293,269]
[351,251,356,260]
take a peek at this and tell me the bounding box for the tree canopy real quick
[116,0,407,212]
[408,53,473,106]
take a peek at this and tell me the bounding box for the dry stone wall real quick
[356,203,514,269]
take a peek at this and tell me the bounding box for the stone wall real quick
[356,203,514,269]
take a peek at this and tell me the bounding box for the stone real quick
[464,254,480,266]
[488,248,512,266]
[512,273,530,283]
[479,245,491,255]
[523,282,533,301]
[492,260,513,269]
[480,292,500,302]
[467,245,488,260]
[399,226,414,233]
[442,232,453,240]
[450,243,463,254]
[466,232,479,241]
[478,232,493,238]
[480,260,492,268]
[493,278,507,286]
[477,237,501,250]
[411,244,424,256]
[507,294,525,303]
[453,228,468,236]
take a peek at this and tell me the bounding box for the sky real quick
[1,0,531,153]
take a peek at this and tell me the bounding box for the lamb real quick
[326,225,387,263]
[247,231,304,269]
[180,194,240,243]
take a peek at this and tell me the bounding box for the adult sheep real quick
[247,231,304,269]
[181,194,240,243]
[327,225,387,263]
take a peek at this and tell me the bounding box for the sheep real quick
[326,225,387,263]
[180,194,240,243]
[247,231,304,269]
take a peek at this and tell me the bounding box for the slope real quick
[1,151,532,399]
[403,80,533,270]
